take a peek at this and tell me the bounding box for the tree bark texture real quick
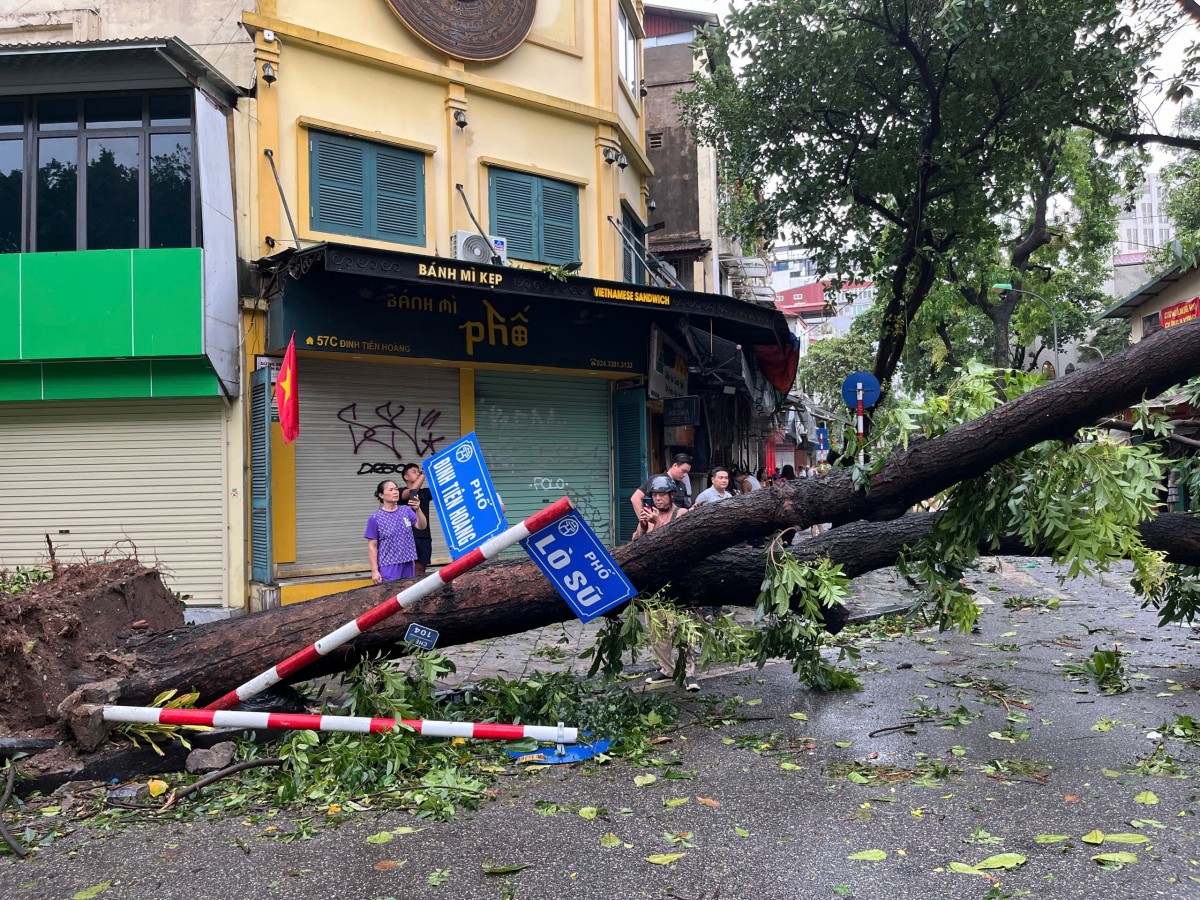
[71,322,1200,711]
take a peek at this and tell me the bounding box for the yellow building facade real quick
[240,1,788,606]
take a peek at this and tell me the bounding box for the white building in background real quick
[1108,173,1177,299]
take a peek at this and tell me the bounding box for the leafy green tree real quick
[681,0,1182,396]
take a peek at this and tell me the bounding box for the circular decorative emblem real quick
[385,0,537,62]
[455,443,475,463]
[557,517,580,537]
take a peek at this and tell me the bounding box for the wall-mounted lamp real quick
[602,147,619,166]
[646,197,657,213]
[453,109,468,130]
[617,153,628,170]
[639,78,648,98]
[261,61,277,85]
[562,260,583,273]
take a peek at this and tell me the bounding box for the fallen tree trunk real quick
[60,322,1200,723]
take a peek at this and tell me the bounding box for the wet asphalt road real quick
[2,558,1199,900]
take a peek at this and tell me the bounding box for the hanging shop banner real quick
[424,432,507,558]
[1161,297,1199,330]
[647,325,689,400]
[521,511,637,622]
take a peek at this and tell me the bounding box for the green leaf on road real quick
[1035,834,1070,843]
[949,862,986,876]
[578,807,600,820]
[599,832,622,848]
[1092,852,1138,868]
[367,831,395,844]
[645,853,686,865]
[1081,829,1105,844]
[664,798,689,807]
[633,774,656,788]
[974,853,1026,870]
[483,863,531,875]
[1104,833,1149,844]
[73,886,112,900]
[734,826,749,838]
[846,849,887,861]
[789,712,808,721]
[1133,790,1159,805]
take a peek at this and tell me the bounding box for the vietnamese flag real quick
[274,332,299,443]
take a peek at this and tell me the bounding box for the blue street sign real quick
[424,432,507,558]
[404,623,439,650]
[816,426,829,451]
[521,511,637,623]
[840,371,882,409]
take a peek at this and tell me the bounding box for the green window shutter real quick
[250,367,273,583]
[539,178,579,266]
[613,387,648,543]
[374,145,425,245]
[490,169,537,260]
[311,133,367,236]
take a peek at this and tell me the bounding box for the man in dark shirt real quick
[399,462,434,575]
[629,452,692,515]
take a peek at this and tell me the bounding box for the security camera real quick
[263,29,276,43]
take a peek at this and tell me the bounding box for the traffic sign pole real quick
[856,382,865,465]
[205,497,575,711]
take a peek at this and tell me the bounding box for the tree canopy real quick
[681,0,1187,392]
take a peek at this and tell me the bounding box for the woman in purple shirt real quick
[365,479,428,583]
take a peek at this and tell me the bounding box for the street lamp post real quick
[991,282,1059,378]
[1077,343,1105,362]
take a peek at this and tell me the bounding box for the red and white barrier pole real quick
[856,381,865,466]
[104,705,578,743]
[206,497,576,711]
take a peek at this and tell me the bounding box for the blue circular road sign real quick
[841,371,881,409]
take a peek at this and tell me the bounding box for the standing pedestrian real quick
[693,466,734,506]
[631,476,698,692]
[365,479,427,583]
[399,463,433,576]
[630,452,693,515]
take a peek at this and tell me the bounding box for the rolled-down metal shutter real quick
[474,372,613,553]
[0,399,227,606]
[293,358,460,572]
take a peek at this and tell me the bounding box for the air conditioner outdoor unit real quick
[451,230,508,265]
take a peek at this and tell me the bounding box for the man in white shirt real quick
[694,466,734,506]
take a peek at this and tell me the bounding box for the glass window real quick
[87,136,139,249]
[36,137,78,251]
[2,92,194,254]
[150,94,191,127]
[0,100,23,134]
[37,99,78,132]
[85,96,141,129]
[0,139,23,253]
[149,133,192,248]
[618,5,638,97]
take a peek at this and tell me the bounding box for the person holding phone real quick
[365,479,427,583]
[399,463,434,576]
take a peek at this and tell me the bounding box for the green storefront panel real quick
[43,360,153,399]
[0,363,42,401]
[0,256,18,360]
[0,359,219,401]
[22,252,134,359]
[3,249,204,363]
[474,371,613,555]
[152,358,221,397]
[134,249,204,356]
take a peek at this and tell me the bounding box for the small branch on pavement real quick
[0,762,29,859]
[161,757,283,811]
